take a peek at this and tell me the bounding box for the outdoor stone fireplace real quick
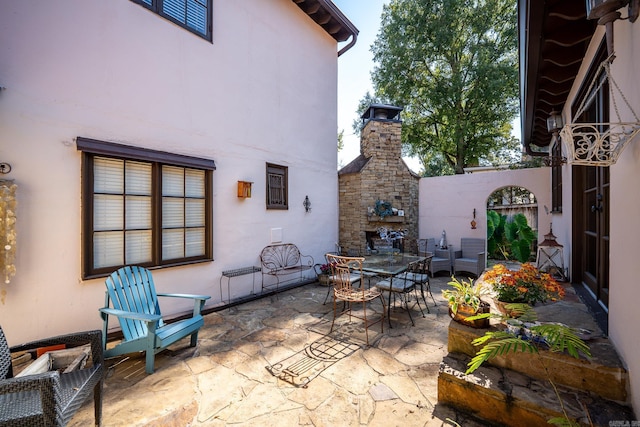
[338,104,420,255]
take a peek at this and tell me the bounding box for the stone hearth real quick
[338,104,420,256]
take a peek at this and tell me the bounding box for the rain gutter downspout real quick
[338,33,357,56]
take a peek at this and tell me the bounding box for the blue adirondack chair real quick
[100,266,211,374]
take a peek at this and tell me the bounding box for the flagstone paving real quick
[68,277,500,426]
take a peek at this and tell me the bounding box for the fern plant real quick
[466,305,592,426]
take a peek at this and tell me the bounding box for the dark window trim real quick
[571,40,609,123]
[266,163,288,210]
[77,137,216,170]
[130,0,213,42]
[78,138,214,279]
[551,140,562,213]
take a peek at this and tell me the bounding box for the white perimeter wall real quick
[0,0,340,342]
[419,168,551,255]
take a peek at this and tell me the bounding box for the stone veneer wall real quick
[338,119,419,255]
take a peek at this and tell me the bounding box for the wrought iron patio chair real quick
[403,254,436,312]
[329,255,385,345]
[376,260,426,327]
[0,325,104,426]
[323,253,362,305]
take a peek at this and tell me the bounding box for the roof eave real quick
[292,0,359,56]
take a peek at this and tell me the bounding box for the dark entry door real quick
[573,165,609,309]
[571,43,610,316]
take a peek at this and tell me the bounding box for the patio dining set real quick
[322,236,486,346]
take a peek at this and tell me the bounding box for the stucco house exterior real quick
[519,0,640,414]
[0,0,357,343]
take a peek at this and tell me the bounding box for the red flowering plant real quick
[319,262,336,275]
[483,263,565,305]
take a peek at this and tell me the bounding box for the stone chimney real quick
[338,104,420,256]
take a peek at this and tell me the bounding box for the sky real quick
[331,1,425,172]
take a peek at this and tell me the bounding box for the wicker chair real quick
[419,238,452,277]
[329,255,385,345]
[0,325,104,426]
[453,238,486,278]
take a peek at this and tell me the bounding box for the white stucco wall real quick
[418,167,551,254]
[595,21,640,414]
[553,20,640,413]
[0,0,340,342]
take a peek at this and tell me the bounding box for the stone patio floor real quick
[67,276,598,426]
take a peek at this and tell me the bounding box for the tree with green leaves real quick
[369,0,519,174]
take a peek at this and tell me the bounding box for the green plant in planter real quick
[442,276,490,316]
[487,211,537,263]
[466,305,592,426]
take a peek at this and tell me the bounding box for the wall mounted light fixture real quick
[303,195,311,213]
[586,0,639,58]
[544,111,568,167]
[470,208,477,229]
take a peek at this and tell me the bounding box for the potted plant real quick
[315,262,334,285]
[483,263,565,316]
[442,276,491,328]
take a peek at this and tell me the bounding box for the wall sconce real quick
[470,209,477,229]
[546,111,563,134]
[586,0,639,58]
[237,181,252,198]
[544,112,568,166]
[303,195,311,213]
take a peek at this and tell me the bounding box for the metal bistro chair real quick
[344,249,377,287]
[329,255,385,346]
[375,260,426,327]
[0,325,104,426]
[322,253,362,305]
[403,254,436,311]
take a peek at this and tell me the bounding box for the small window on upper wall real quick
[131,0,212,41]
[266,163,288,210]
